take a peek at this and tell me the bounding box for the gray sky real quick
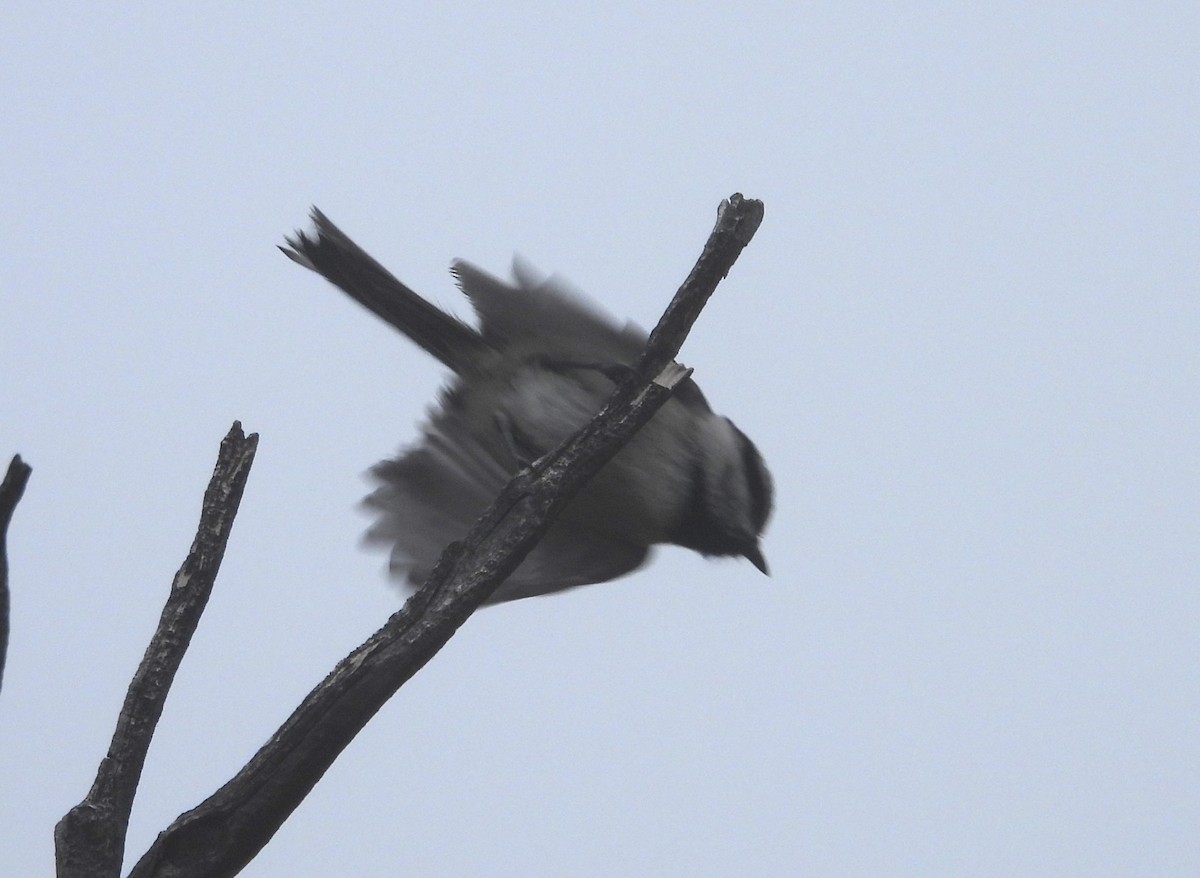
[2,3,1197,876]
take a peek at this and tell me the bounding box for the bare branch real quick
[641,193,765,374]
[55,424,259,878]
[0,453,33,695]
[127,194,765,878]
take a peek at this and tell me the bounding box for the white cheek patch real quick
[704,417,751,512]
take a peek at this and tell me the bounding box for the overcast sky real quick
[2,3,1197,876]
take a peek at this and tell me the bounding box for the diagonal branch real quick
[127,194,764,878]
[0,453,33,696]
[55,424,259,878]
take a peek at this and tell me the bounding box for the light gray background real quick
[2,3,1196,876]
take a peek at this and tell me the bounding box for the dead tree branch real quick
[127,193,763,878]
[55,424,259,878]
[0,453,33,695]
[45,194,762,878]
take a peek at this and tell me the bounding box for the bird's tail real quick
[281,208,486,372]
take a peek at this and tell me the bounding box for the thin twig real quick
[0,453,33,695]
[126,194,764,878]
[55,423,258,878]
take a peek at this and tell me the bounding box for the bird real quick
[281,208,772,603]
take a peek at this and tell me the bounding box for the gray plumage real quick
[282,209,772,602]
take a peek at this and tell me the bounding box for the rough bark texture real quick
[46,194,762,878]
[125,193,763,878]
[55,424,259,878]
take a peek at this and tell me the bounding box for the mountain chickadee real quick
[282,209,773,603]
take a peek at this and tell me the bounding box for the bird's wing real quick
[364,404,648,604]
[451,259,647,364]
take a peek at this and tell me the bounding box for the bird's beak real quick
[743,542,769,576]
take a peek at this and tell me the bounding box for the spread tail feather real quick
[282,208,487,372]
